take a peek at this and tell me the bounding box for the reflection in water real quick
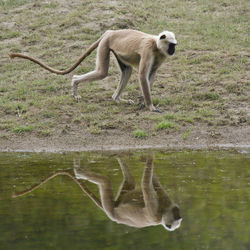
[13,153,182,231]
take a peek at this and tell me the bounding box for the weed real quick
[133,129,148,138]
[197,109,215,117]
[88,125,102,135]
[12,125,33,133]
[156,121,176,130]
[38,129,52,137]
[182,128,192,140]
[0,0,31,8]
[164,113,176,120]
[194,92,220,101]
[42,111,55,118]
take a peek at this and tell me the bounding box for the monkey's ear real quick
[160,34,166,40]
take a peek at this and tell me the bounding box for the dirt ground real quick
[0,125,249,152]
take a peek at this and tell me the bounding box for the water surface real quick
[0,150,249,250]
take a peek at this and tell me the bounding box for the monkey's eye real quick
[160,34,166,40]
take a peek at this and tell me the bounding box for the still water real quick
[0,150,249,250]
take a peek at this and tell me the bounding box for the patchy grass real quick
[133,129,148,139]
[0,0,249,141]
[12,125,34,133]
[155,121,176,131]
[182,128,192,140]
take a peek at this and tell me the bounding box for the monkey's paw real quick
[73,95,82,102]
[153,108,162,113]
[127,99,135,105]
[115,98,134,105]
[149,105,162,113]
[138,103,145,110]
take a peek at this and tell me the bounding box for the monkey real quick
[12,154,182,231]
[9,29,177,112]
[73,154,182,231]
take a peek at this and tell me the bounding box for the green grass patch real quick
[156,121,176,130]
[0,0,31,8]
[163,113,177,120]
[182,128,192,140]
[12,125,34,133]
[37,129,52,137]
[197,108,216,118]
[88,125,102,135]
[133,129,148,138]
[42,111,56,118]
[194,92,221,101]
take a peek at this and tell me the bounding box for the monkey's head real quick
[161,204,182,231]
[157,31,177,56]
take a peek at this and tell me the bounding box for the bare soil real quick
[0,125,249,152]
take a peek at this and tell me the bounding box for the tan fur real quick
[9,29,177,112]
[74,154,182,230]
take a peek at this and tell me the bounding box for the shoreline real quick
[1,142,249,153]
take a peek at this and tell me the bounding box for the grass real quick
[182,128,192,140]
[0,0,249,139]
[133,129,148,139]
[12,125,34,133]
[155,121,176,131]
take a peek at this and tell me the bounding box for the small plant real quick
[42,111,55,118]
[12,125,34,133]
[182,128,192,140]
[133,129,148,138]
[197,108,215,117]
[204,92,220,100]
[164,113,176,120]
[88,125,102,134]
[194,92,220,101]
[38,129,52,137]
[156,121,175,130]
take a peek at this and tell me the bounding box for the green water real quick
[0,150,249,250]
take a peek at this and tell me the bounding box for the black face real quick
[172,206,181,220]
[168,43,176,55]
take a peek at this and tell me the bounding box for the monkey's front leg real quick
[139,75,161,113]
[139,55,161,112]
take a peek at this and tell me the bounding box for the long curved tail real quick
[12,171,103,210]
[8,37,102,75]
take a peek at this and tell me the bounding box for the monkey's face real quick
[161,204,182,231]
[157,31,177,56]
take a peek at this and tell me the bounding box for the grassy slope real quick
[0,0,249,142]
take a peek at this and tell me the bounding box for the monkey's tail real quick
[12,171,103,210]
[8,37,102,75]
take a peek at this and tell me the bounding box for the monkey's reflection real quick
[13,154,182,231]
[74,154,182,231]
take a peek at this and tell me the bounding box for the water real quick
[0,150,249,250]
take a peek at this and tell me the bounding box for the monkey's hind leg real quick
[112,58,133,105]
[71,39,110,101]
